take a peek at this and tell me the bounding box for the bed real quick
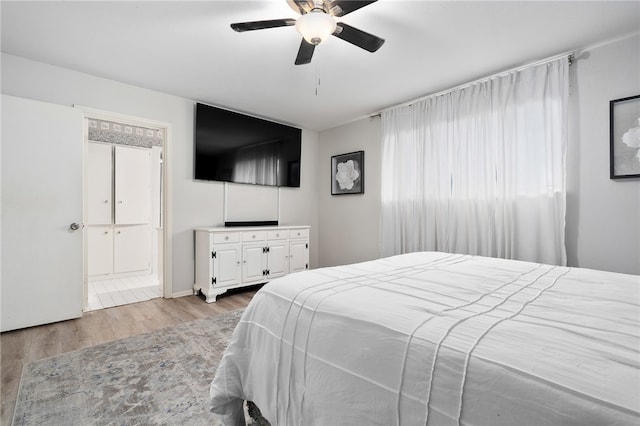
[210,252,640,425]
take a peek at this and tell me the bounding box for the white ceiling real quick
[2,1,639,131]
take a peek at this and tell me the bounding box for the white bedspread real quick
[210,252,640,426]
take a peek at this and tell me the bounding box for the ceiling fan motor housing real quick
[295,8,336,45]
[231,0,384,65]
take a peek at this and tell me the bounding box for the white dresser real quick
[194,226,310,302]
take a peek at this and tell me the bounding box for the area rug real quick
[12,309,266,426]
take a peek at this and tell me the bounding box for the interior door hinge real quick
[305,263,309,269]
[211,251,216,259]
[211,277,217,285]
[305,243,308,249]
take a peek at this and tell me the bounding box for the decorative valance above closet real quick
[88,118,163,148]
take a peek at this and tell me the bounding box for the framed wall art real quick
[610,94,640,179]
[331,151,364,195]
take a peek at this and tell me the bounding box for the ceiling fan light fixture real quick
[295,9,336,45]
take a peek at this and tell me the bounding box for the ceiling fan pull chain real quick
[315,60,320,96]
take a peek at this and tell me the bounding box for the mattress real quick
[210,252,640,425]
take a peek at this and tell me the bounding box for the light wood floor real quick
[0,288,257,425]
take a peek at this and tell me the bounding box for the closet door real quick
[114,224,151,273]
[115,145,151,224]
[87,226,113,276]
[87,142,113,225]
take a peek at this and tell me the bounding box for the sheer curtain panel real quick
[381,58,569,265]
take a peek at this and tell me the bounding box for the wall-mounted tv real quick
[195,103,302,187]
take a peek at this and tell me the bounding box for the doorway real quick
[81,109,170,311]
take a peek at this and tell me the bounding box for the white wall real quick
[1,53,319,296]
[317,117,382,267]
[566,34,640,274]
[317,35,640,275]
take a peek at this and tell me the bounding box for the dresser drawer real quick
[242,230,267,242]
[289,229,309,239]
[213,232,240,244]
[268,230,287,240]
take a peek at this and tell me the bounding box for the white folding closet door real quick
[115,145,151,225]
[87,142,113,225]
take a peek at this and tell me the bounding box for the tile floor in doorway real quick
[87,275,161,311]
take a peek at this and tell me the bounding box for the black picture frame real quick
[331,151,364,195]
[610,94,640,179]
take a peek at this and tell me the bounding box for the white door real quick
[242,243,267,283]
[1,95,84,332]
[267,241,289,279]
[87,142,113,225]
[115,145,151,224]
[289,240,309,273]
[87,226,114,276]
[113,224,151,273]
[212,243,241,288]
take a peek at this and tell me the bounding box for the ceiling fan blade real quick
[295,39,316,65]
[231,18,296,32]
[333,22,385,52]
[328,0,378,17]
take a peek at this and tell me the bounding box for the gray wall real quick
[317,34,640,275]
[566,34,640,274]
[1,53,320,296]
[3,31,638,288]
[317,117,382,267]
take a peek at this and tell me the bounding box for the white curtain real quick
[381,58,568,265]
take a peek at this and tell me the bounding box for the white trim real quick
[172,289,195,298]
[81,117,89,310]
[74,105,173,303]
[74,105,169,130]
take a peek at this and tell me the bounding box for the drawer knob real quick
[225,236,229,240]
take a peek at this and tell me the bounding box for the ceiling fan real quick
[230,0,385,65]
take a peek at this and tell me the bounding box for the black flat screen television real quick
[195,103,302,187]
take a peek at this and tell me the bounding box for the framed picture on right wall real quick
[610,94,640,179]
[331,151,364,195]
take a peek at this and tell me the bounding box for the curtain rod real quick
[371,50,576,118]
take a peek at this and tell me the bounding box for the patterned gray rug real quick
[12,309,265,426]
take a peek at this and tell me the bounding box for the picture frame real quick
[331,151,364,195]
[610,94,640,179]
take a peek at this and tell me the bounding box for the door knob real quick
[69,223,81,231]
